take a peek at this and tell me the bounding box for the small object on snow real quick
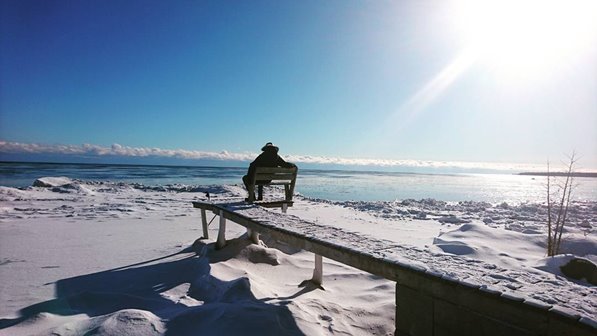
[498,202,510,209]
[579,220,591,228]
[206,192,210,201]
[560,258,597,285]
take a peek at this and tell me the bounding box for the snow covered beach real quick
[0,177,595,335]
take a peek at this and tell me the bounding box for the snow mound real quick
[32,177,95,195]
[437,215,470,224]
[208,237,281,266]
[432,222,547,269]
[51,309,165,336]
[166,301,302,335]
[0,187,26,201]
[558,236,597,257]
[96,309,164,335]
[535,255,597,285]
[432,238,477,255]
[33,177,75,188]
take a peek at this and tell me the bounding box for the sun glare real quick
[453,0,597,78]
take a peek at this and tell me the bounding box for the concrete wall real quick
[395,270,595,336]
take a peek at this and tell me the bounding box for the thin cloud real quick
[0,141,255,161]
[284,154,541,171]
[0,141,542,171]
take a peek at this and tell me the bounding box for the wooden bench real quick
[247,166,298,204]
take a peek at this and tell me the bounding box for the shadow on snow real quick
[0,240,307,335]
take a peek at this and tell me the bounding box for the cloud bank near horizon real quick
[0,141,546,172]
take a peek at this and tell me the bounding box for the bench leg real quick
[312,254,323,285]
[201,209,209,239]
[216,210,226,249]
[258,185,263,201]
[284,184,290,200]
[247,184,255,202]
[282,203,288,214]
[247,228,260,244]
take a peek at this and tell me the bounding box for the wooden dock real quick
[193,200,596,336]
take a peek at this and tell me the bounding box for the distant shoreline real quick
[519,172,597,178]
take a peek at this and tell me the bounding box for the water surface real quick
[1,162,595,203]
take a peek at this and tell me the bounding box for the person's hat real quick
[261,142,279,151]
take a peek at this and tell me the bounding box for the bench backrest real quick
[254,166,297,183]
[251,166,298,201]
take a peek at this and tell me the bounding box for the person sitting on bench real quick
[243,142,296,201]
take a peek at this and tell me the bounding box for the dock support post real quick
[282,203,288,214]
[216,210,226,249]
[201,209,209,239]
[312,254,323,285]
[247,228,260,244]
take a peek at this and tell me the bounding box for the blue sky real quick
[1,0,596,170]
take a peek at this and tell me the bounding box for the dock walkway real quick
[193,200,596,336]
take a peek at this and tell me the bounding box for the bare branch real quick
[545,151,579,256]
[546,160,552,255]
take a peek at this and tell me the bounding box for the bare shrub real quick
[546,152,578,256]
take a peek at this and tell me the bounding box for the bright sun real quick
[453,0,597,78]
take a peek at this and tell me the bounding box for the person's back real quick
[250,145,289,169]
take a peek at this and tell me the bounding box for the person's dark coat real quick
[246,145,295,184]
